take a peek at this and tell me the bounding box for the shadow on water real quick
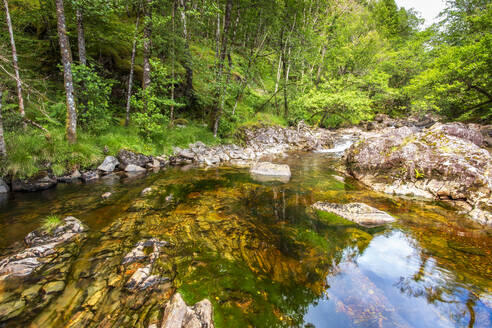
[0,152,491,327]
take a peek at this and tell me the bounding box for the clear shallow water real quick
[0,152,491,327]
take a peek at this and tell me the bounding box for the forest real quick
[0,0,490,178]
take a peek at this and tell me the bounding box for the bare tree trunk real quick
[273,53,282,115]
[215,13,221,59]
[3,0,26,124]
[212,0,232,137]
[179,0,194,103]
[315,44,326,85]
[125,14,140,126]
[76,9,87,65]
[0,90,6,157]
[55,0,77,144]
[170,0,176,124]
[142,0,152,90]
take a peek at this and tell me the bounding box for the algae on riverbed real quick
[0,153,491,327]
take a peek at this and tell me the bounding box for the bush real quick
[71,64,115,133]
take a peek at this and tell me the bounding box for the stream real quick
[0,151,491,327]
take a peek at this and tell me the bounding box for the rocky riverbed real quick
[0,138,491,327]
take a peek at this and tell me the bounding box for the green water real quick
[0,152,491,327]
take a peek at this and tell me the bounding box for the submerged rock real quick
[346,124,492,225]
[250,162,291,183]
[98,156,120,172]
[161,293,214,328]
[101,192,112,199]
[313,202,396,227]
[122,239,169,292]
[12,174,57,192]
[0,216,86,280]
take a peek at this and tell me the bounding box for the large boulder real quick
[12,174,57,192]
[98,156,119,172]
[250,162,291,183]
[313,202,396,227]
[346,124,492,225]
[118,149,151,169]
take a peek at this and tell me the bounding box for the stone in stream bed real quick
[250,162,291,183]
[161,293,214,328]
[313,202,396,227]
[0,216,87,280]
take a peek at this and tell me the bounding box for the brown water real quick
[0,152,491,327]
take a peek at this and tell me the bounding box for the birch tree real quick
[3,0,26,123]
[55,0,77,143]
[0,89,6,157]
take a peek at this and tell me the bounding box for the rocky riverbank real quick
[0,124,334,194]
[1,118,491,226]
[345,122,492,226]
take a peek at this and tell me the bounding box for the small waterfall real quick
[314,135,354,154]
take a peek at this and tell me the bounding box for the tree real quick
[211,0,233,137]
[55,0,77,143]
[142,0,152,90]
[76,8,87,65]
[178,0,194,104]
[0,89,6,157]
[126,13,140,126]
[3,0,26,123]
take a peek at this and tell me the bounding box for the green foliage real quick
[41,215,62,232]
[71,64,115,132]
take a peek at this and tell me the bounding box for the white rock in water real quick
[250,162,291,183]
[313,202,396,227]
[125,164,146,172]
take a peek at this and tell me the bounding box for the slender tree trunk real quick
[142,0,152,90]
[0,90,6,157]
[273,53,282,115]
[3,0,26,124]
[76,9,87,65]
[212,0,232,137]
[215,13,221,60]
[55,0,77,144]
[179,0,194,103]
[315,44,326,85]
[170,0,176,124]
[125,14,140,126]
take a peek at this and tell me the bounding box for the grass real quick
[3,122,220,179]
[41,215,62,232]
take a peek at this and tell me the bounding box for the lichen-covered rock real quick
[346,124,492,225]
[313,202,396,227]
[118,149,152,169]
[98,156,120,172]
[161,293,214,328]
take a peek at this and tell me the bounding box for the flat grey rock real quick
[313,202,396,227]
[250,162,291,183]
[125,164,146,172]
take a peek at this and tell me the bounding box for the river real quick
[0,151,491,327]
